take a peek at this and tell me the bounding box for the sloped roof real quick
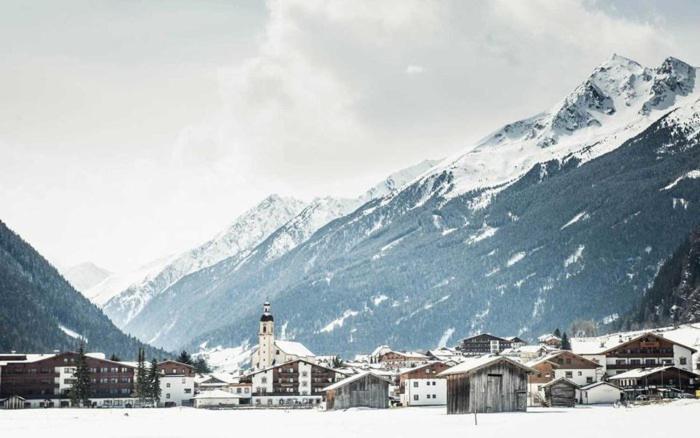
[580,381,622,391]
[275,340,314,357]
[541,377,580,389]
[322,371,391,392]
[608,366,699,380]
[573,331,698,355]
[526,351,601,369]
[439,355,536,376]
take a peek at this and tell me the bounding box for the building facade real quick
[527,351,601,405]
[325,372,390,410]
[399,362,450,406]
[455,334,514,356]
[157,360,195,407]
[241,359,348,406]
[0,352,135,408]
[578,333,697,378]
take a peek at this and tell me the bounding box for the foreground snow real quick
[1,400,697,438]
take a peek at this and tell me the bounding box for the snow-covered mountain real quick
[102,195,306,329]
[166,55,700,357]
[61,262,111,294]
[107,159,439,347]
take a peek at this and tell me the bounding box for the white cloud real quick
[0,0,696,271]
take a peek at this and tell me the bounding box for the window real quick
[166,383,171,388]
[166,393,170,399]
[111,367,118,373]
[413,395,419,401]
[121,388,130,394]
[100,367,108,373]
[121,368,128,373]
[236,388,242,394]
[586,377,593,384]
[645,359,655,365]
[244,387,250,393]
[184,388,191,394]
[680,357,687,365]
[413,381,419,388]
[261,377,267,384]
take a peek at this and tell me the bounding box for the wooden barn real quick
[324,371,390,410]
[542,378,579,407]
[438,355,534,414]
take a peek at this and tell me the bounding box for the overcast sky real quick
[1,0,699,272]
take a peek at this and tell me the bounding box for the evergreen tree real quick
[561,332,571,350]
[553,328,562,338]
[70,344,91,407]
[149,358,161,406]
[331,356,344,368]
[109,353,121,361]
[177,350,192,365]
[193,357,211,374]
[135,347,147,405]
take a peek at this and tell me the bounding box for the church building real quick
[252,301,315,370]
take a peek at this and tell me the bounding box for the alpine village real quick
[1,300,698,412]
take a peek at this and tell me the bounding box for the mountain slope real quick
[61,262,111,293]
[0,220,165,358]
[102,195,305,331]
[116,160,439,349]
[620,225,700,329]
[167,55,700,357]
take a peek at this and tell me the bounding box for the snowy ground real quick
[1,400,698,438]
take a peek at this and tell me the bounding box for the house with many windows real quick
[526,350,602,405]
[240,359,349,406]
[0,352,135,408]
[399,362,450,406]
[573,332,696,378]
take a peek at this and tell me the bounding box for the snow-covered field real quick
[1,401,698,438]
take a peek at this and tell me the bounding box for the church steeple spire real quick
[255,301,275,369]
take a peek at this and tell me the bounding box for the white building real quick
[578,381,623,404]
[193,389,241,408]
[155,360,195,407]
[251,301,315,370]
[399,362,449,406]
[572,332,697,378]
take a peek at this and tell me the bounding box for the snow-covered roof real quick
[0,352,113,366]
[541,377,580,389]
[193,389,242,399]
[526,351,601,368]
[538,333,561,342]
[580,381,622,391]
[608,366,680,380]
[322,371,391,392]
[275,340,314,357]
[370,345,392,357]
[439,355,536,376]
[572,329,699,355]
[197,372,238,385]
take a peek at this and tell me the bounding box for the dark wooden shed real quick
[324,371,390,410]
[439,355,534,414]
[542,377,579,407]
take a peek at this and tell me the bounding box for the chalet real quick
[578,381,623,404]
[541,378,579,408]
[506,337,527,349]
[252,301,316,370]
[0,351,136,408]
[240,359,349,407]
[538,334,562,348]
[609,366,699,398]
[377,350,429,370]
[156,360,195,407]
[425,347,461,362]
[439,355,534,414]
[455,334,514,356]
[324,371,390,410]
[526,350,602,405]
[573,332,697,377]
[195,373,238,392]
[399,362,450,406]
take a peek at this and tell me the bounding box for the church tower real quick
[256,301,275,369]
